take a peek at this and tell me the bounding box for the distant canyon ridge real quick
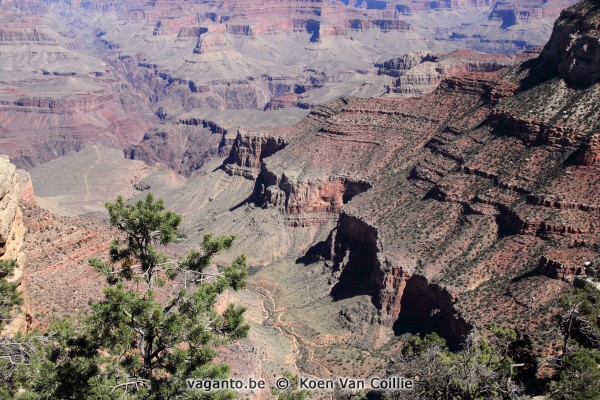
[0,0,578,171]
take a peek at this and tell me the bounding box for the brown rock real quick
[541,0,600,85]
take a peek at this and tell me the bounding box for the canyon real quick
[0,0,578,171]
[0,0,598,397]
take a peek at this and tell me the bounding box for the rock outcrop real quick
[0,156,24,261]
[124,121,227,177]
[379,50,519,96]
[256,173,373,214]
[0,156,30,335]
[540,0,600,85]
[225,132,288,179]
[537,249,593,280]
[577,133,600,165]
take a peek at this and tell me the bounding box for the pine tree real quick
[0,260,21,332]
[11,194,249,399]
[551,346,600,400]
[0,259,24,398]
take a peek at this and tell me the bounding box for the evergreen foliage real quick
[0,260,21,332]
[550,345,600,400]
[2,194,249,399]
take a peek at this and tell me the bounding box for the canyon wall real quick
[0,0,580,170]
[0,155,27,335]
[216,1,600,349]
[540,0,600,85]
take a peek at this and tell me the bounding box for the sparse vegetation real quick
[548,281,600,400]
[271,373,308,400]
[0,260,21,332]
[388,325,536,400]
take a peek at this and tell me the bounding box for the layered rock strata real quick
[220,1,600,349]
[379,50,519,96]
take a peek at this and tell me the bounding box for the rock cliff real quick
[540,0,600,85]
[0,155,27,334]
[217,2,600,350]
[379,50,519,96]
[0,156,24,262]
[0,0,580,171]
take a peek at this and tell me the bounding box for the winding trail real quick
[83,145,101,201]
[248,284,334,380]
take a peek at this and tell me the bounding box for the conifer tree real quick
[9,194,249,399]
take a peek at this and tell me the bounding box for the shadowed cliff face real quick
[329,211,470,348]
[394,276,470,350]
[331,211,382,300]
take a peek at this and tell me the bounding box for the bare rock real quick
[541,0,600,85]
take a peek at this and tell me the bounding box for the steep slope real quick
[12,0,598,384]
[0,155,28,334]
[220,0,600,354]
[0,155,24,262]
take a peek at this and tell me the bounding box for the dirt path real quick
[83,145,102,201]
[248,284,334,380]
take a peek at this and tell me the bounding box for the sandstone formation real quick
[540,0,600,85]
[488,1,578,28]
[5,0,597,383]
[0,3,153,168]
[0,0,580,170]
[216,0,600,353]
[0,155,27,335]
[225,132,288,179]
[0,155,23,261]
[379,50,520,96]
[577,134,600,165]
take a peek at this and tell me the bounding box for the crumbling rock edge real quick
[328,210,471,347]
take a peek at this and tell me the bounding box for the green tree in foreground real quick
[550,345,600,400]
[549,282,600,400]
[0,260,22,332]
[392,326,527,400]
[9,194,249,399]
[0,259,24,398]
